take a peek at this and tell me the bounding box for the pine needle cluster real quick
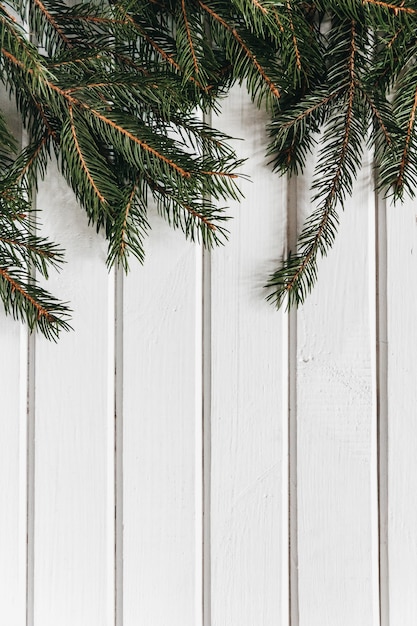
[0,0,416,337]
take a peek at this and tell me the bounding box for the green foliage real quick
[0,0,417,337]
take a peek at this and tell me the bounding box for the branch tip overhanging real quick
[284,20,358,296]
[0,267,56,323]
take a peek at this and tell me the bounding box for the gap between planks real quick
[195,238,204,625]
[374,187,389,626]
[202,245,212,626]
[287,175,299,626]
[22,180,37,626]
[107,266,124,626]
[21,325,35,626]
[202,107,212,626]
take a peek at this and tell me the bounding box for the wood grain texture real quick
[386,196,417,625]
[0,316,27,626]
[210,87,288,626]
[0,91,30,626]
[122,210,202,626]
[295,153,380,626]
[33,166,114,626]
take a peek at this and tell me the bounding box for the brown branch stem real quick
[285,21,357,294]
[0,267,55,321]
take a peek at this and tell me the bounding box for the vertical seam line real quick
[287,175,299,626]
[114,268,124,626]
[375,185,389,626]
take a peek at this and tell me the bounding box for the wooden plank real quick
[0,315,28,626]
[385,196,417,625]
[209,88,289,626]
[375,192,389,626]
[122,211,203,625]
[33,166,115,626]
[0,91,29,626]
[295,153,380,625]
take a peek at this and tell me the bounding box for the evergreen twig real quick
[0,0,416,335]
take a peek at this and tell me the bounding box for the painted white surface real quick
[2,86,417,626]
[33,168,114,626]
[210,89,288,626]
[122,211,202,626]
[295,153,380,626]
[0,91,31,626]
[386,196,417,626]
[0,317,27,626]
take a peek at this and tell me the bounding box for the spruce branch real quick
[2,0,417,334]
[267,88,342,174]
[199,0,283,106]
[0,265,71,340]
[267,18,367,307]
[378,60,417,199]
[106,173,149,271]
[0,179,71,338]
[179,0,201,75]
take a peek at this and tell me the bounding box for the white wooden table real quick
[1,86,416,626]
